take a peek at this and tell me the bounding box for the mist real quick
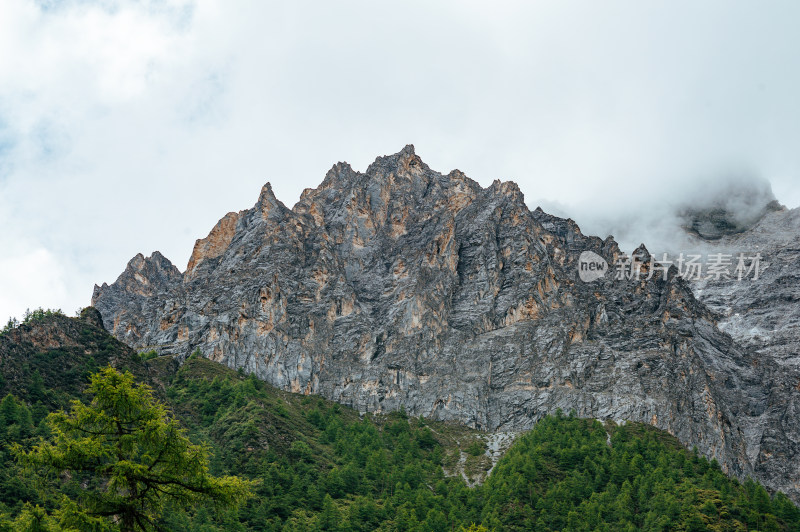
[558,169,782,255]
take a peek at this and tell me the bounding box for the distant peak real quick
[632,243,651,261]
[399,144,415,156]
[151,250,169,262]
[120,252,179,284]
[489,179,521,192]
[128,251,173,269]
[366,145,426,176]
[258,182,276,200]
[319,161,356,189]
[678,174,782,240]
[256,182,290,221]
[185,211,240,277]
[127,253,146,270]
[488,179,525,205]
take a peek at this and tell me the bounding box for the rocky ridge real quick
[93,146,800,501]
[689,206,800,363]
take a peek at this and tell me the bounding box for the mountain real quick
[1,313,799,529]
[92,146,800,502]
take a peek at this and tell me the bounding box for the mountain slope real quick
[1,309,799,529]
[0,307,148,408]
[93,146,800,502]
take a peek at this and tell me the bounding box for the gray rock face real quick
[690,207,800,362]
[93,146,800,501]
[683,207,800,498]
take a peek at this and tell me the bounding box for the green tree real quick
[6,503,60,532]
[459,524,489,532]
[16,367,254,531]
[0,317,18,335]
[316,494,341,531]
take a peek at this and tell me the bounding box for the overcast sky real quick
[1,0,799,322]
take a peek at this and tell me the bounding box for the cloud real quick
[571,168,780,254]
[0,0,799,321]
[0,246,68,320]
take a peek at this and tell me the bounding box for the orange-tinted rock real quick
[185,211,240,279]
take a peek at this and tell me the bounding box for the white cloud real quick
[0,0,799,321]
[0,246,68,320]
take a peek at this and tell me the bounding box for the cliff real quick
[93,146,800,501]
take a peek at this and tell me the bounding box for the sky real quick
[1,0,799,322]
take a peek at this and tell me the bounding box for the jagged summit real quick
[92,147,800,502]
[632,243,650,258]
[93,251,180,302]
[366,143,419,172]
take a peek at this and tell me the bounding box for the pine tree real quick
[316,494,340,531]
[15,367,254,531]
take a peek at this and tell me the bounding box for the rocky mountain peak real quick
[365,143,420,173]
[256,182,290,222]
[632,243,651,260]
[92,147,800,502]
[318,161,356,190]
[93,251,181,302]
[186,211,241,278]
[399,143,416,156]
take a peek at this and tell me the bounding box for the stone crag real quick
[686,206,800,500]
[93,146,800,501]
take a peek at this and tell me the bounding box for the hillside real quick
[0,307,148,408]
[0,311,798,530]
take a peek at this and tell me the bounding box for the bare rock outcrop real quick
[93,146,800,501]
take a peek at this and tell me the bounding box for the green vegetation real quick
[0,312,798,530]
[21,308,65,324]
[137,350,159,362]
[0,309,146,413]
[1,308,64,336]
[15,368,253,531]
[466,439,486,457]
[0,319,16,336]
[136,359,800,530]
[483,416,800,530]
